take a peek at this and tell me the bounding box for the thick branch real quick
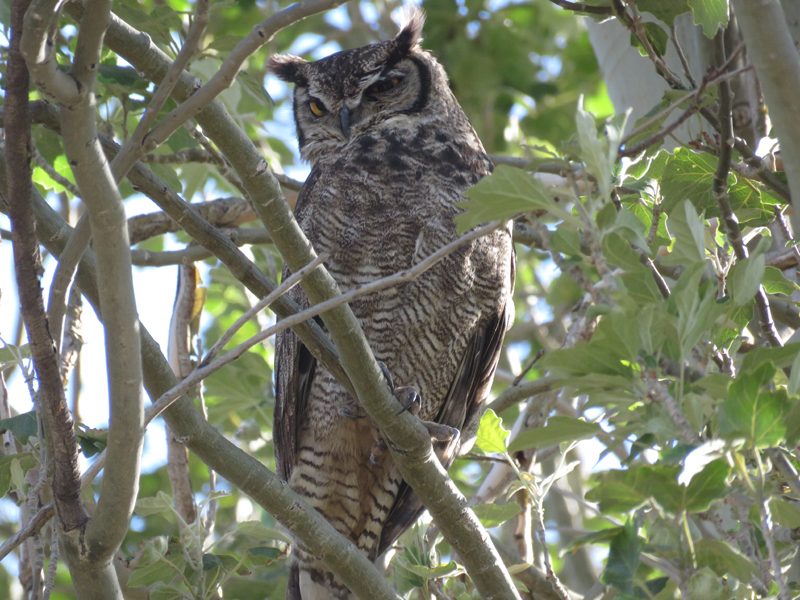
[731,0,800,234]
[6,0,87,536]
[59,0,145,570]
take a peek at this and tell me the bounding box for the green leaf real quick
[508,416,601,452]
[636,0,692,25]
[575,100,626,198]
[602,521,644,594]
[471,502,522,528]
[238,71,274,107]
[770,497,800,529]
[247,546,282,566]
[762,266,800,296]
[148,584,186,600]
[585,469,652,513]
[0,343,31,365]
[662,200,705,266]
[727,254,765,306]
[0,411,38,445]
[0,453,35,497]
[688,0,729,38]
[785,400,800,445]
[688,568,724,600]
[456,165,567,233]
[694,539,759,582]
[681,458,730,512]
[236,521,291,544]
[564,526,624,553]
[741,342,800,373]
[630,22,668,57]
[602,232,645,273]
[475,409,509,454]
[718,363,790,447]
[135,491,173,517]
[76,425,108,458]
[149,163,182,194]
[660,149,775,226]
[400,560,463,579]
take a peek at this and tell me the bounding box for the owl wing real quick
[377,297,515,556]
[274,289,317,483]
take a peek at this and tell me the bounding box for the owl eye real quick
[309,100,326,117]
[367,77,401,94]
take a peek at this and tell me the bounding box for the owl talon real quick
[422,421,460,443]
[395,386,421,416]
[369,437,388,464]
[340,407,365,419]
[377,361,395,392]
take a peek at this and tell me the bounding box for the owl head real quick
[268,9,454,165]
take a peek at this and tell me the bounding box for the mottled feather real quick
[270,10,515,599]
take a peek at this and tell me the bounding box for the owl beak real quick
[340,106,352,139]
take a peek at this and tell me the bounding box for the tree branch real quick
[7,0,88,538]
[711,27,782,348]
[731,0,800,235]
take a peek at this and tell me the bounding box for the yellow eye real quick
[309,100,325,117]
[368,77,401,94]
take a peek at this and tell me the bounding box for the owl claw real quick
[377,361,395,392]
[339,407,366,419]
[422,421,459,443]
[395,386,421,416]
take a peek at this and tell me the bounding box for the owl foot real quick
[395,386,422,416]
[422,421,459,443]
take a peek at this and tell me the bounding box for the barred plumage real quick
[269,10,515,599]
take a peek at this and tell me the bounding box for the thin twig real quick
[202,252,329,365]
[31,145,81,197]
[512,350,545,386]
[131,229,273,266]
[642,370,700,445]
[110,0,210,181]
[671,22,697,88]
[153,221,504,421]
[142,0,349,157]
[712,30,782,348]
[545,0,613,16]
[773,206,800,261]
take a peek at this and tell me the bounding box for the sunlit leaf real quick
[688,0,729,38]
[508,416,601,452]
[475,409,509,454]
[456,165,567,233]
[472,502,522,528]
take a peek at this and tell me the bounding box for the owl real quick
[269,10,515,600]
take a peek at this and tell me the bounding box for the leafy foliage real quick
[3,0,800,599]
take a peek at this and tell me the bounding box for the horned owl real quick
[269,10,515,600]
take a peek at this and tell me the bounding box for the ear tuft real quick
[267,54,309,86]
[394,6,425,54]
